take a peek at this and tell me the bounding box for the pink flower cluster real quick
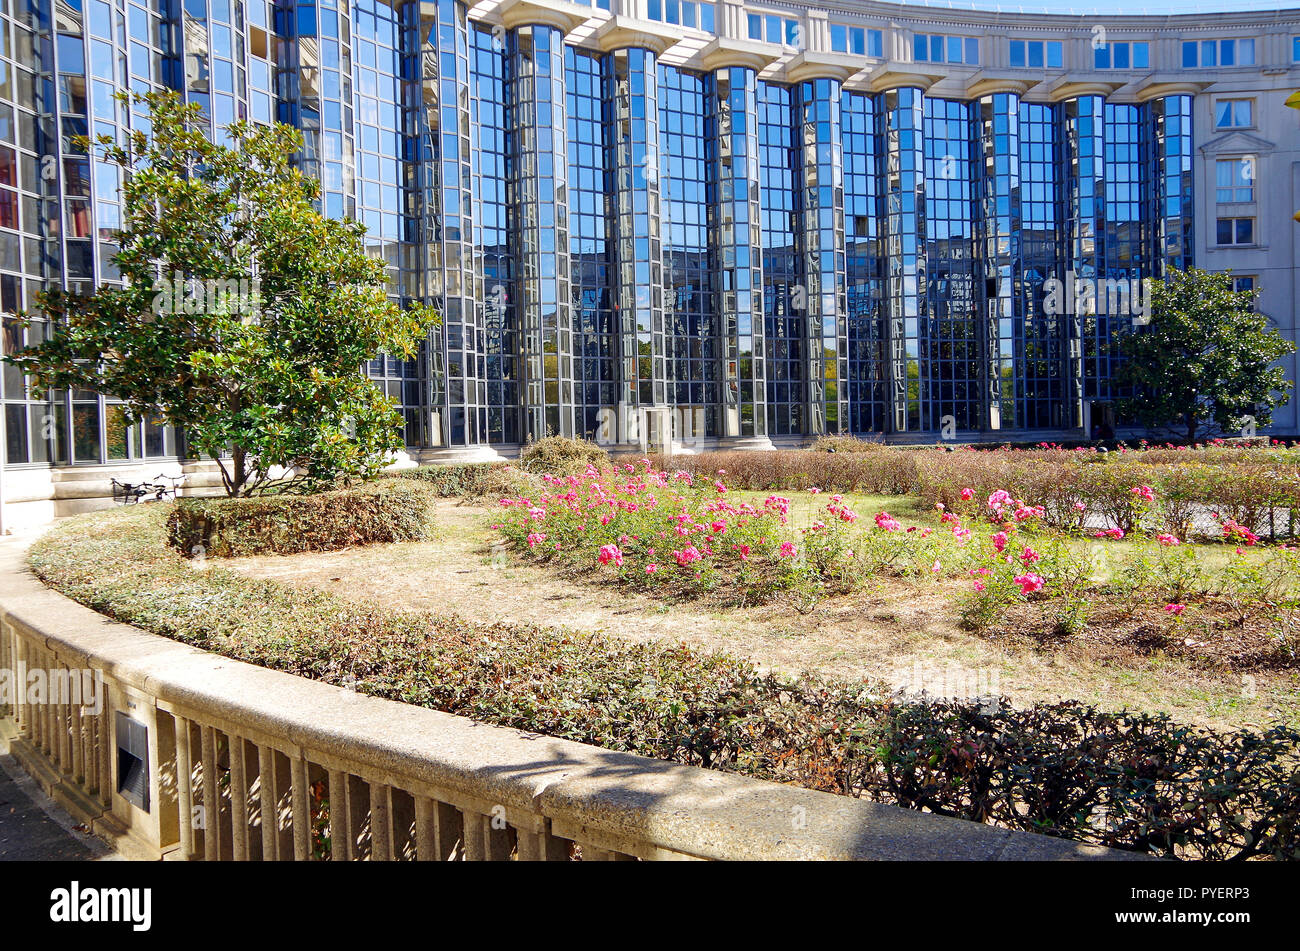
[1220,518,1260,546]
[1013,573,1045,595]
[1130,484,1155,503]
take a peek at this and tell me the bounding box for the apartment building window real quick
[1216,158,1255,203]
[1216,217,1254,246]
[747,13,798,46]
[1294,36,1300,61]
[1009,40,1063,69]
[1228,275,1258,311]
[830,24,883,57]
[1093,41,1149,69]
[914,33,978,65]
[1182,39,1254,67]
[1214,99,1253,129]
[647,0,714,32]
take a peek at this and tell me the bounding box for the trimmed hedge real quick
[380,462,541,500]
[652,447,1300,538]
[28,504,1300,860]
[166,480,433,557]
[914,452,1300,539]
[647,449,919,495]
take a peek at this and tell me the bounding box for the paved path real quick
[0,739,117,861]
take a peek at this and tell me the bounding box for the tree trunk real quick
[232,447,249,497]
[215,447,250,497]
[1186,414,1198,446]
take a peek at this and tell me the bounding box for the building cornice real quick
[496,0,593,34]
[592,15,686,55]
[963,73,1034,99]
[752,0,1300,32]
[1199,130,1278,154]
[695,36,783,73]
[864,64,946,94]
[1042,77,1126,102]
[778,50,865,84]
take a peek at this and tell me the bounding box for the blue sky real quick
[911,0,1295,12]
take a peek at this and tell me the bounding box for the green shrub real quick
[520,435,610,476]
[860,699,1299,861]
[381,462,541,500]
[166,480,432,557]
[27,504,1300,860]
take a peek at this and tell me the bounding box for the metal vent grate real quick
[115,713,150,812]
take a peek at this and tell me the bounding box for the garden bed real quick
[229,494,1300,733]
[27,493,1300,859]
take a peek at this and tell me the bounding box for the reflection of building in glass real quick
[2,1,1299,518]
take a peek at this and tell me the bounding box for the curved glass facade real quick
[12,0,1294,476]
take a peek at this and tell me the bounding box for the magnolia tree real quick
[1117,267,1294,444]
[6,91,436,496]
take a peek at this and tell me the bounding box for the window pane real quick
[914,34,927,61]
[4,403,26,464]
[1010,40,1025,68]
[947,36,962,62]
[965,37,978,64]
[1113,43,1129,68]
[1236,219,1252,244]
[1047,42,1062,68]
[1182,41,1197,68]
[1201,40,1216,67]
[830,24,846,53]
[1094,45,1110,68]
[27,403,50,464]
[105,404,130,460]
[1239,39,1254,65]
[1133,43,1149,68]
[72,402,100,462]
[1216,218,1232,244]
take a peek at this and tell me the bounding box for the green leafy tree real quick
[5,91,436,496]
[1117,267,1294,444]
